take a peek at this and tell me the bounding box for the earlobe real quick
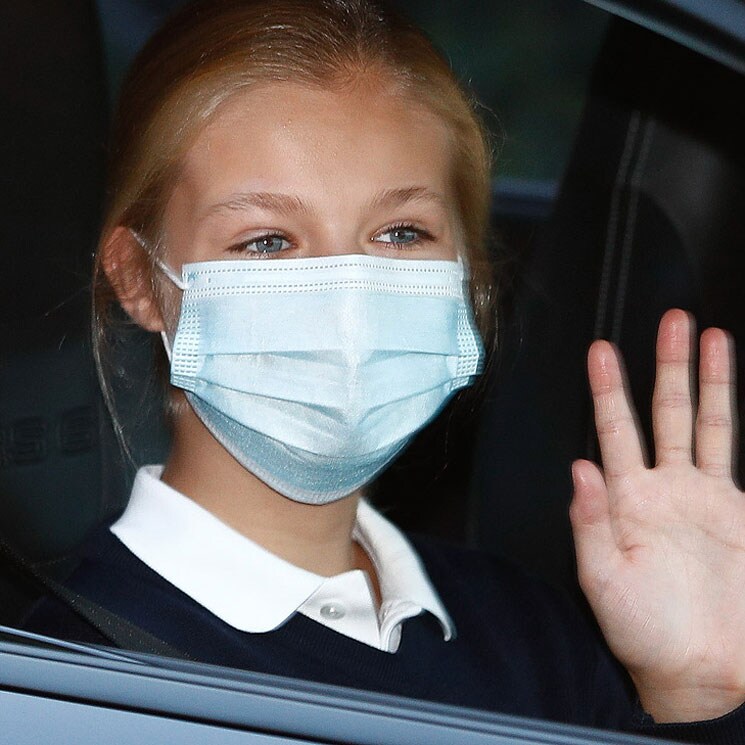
[102,226,165,332]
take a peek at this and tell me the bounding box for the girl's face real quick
[159,79,463,273]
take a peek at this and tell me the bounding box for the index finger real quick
[588,340,647,479]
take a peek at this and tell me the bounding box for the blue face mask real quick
[158,254,484,504]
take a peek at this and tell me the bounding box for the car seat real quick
[0,0,170,624]
[470,17,745,593]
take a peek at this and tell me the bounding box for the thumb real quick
[570,459,616,593]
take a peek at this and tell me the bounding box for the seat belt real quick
[0,537,191,661]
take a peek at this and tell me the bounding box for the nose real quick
[306,245,365,258]
[304,238,369,260]
[299,212,372,259]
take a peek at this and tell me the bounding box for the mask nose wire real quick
[129,229,183,362]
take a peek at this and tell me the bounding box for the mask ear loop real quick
[130,230,187,361]
[130,230,188,290]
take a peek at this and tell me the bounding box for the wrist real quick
[634,677,745,724]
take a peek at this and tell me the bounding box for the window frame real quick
[0,628,675,745]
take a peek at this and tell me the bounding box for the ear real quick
[101,226,165,332]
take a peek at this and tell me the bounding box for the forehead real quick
[174,80,455,212]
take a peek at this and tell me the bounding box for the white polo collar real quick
[110,465,454,652]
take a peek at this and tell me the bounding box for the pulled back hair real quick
[94,0,496,449]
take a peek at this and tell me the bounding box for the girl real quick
[26,0,745,740]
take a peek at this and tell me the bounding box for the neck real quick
[161,396,363,578]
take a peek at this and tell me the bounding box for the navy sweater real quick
[24,529,745,743]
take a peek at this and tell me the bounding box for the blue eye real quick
[375,227,421,246]
[231,234,291,254]
[251,235,290,253]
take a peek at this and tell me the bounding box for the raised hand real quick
[570,309,745,723]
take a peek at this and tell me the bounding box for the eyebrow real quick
[204,186,448,220]
[368,186,448,211]
[205,192,311,218]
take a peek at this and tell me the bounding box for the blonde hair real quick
[94,0,496,447]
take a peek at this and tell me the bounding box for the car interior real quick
[0,0,744,741]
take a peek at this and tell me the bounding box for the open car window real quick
[1,0,745,743]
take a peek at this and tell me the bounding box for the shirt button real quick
[320,604,346,620]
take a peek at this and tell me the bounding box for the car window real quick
[3,1,745,743]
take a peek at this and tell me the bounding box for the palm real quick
[571,309,745,722]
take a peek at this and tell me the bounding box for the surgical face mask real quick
[157,253,484,504]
